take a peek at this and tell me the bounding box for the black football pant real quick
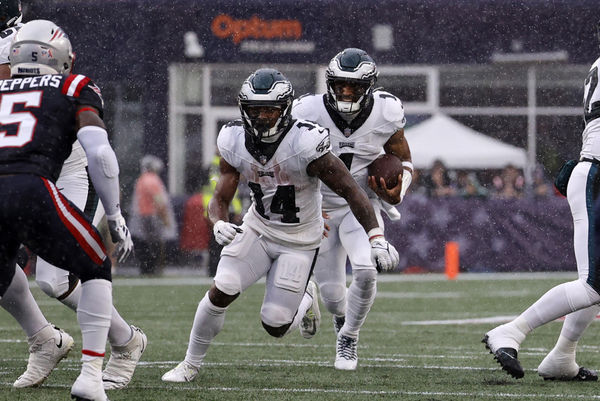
[0,174,111,296]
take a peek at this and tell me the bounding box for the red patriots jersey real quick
[0,73,104,181]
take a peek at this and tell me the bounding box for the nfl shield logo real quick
[259,155,267,165]
[344,128,352,136]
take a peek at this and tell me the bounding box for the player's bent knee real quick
[319,282,346,315]
[353,269,377,288]
[261,302,293,333]
[261,321,292,338]
[209,285,239,307]
[36,279,67,299]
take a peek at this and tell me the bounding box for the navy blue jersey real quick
[0,74,104,181]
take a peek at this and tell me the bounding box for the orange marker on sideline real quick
[445,241,459,280]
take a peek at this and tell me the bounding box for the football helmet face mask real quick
[0,0,21,32]
[10,19,74,76]
[325,48,378,114]
[238,68,294,142]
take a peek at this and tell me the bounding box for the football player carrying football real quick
[0,19,136,400]
[291,48,413,370]
[483,22,600,381]
[161,68,399,382]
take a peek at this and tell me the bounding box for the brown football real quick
[368,154,403,189]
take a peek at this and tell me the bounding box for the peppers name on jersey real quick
[217,119,331,249]
[0,74,104,181]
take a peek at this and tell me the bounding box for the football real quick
[368,154,403,189]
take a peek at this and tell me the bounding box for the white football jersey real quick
[217,119,331,249]
[0,24,21,64]
[581,56,600,160]
[58,141,88,178]
[292,91,405,210]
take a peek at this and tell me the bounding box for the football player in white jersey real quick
[0,7,146,391]
[292,48,412,370]
[161,68,399,382]
[483,23,600,381]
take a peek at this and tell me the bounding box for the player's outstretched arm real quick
[208,157,242,246]
[308,152,399,271]
[76,107,133,262]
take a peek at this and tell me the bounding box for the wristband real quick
[367,227,384,241]
[402,161,413,170]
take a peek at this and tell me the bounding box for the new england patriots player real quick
[0,20,134,400]
[161,68,399,382]
[0,9,146,393]
[483,23,600,381]
[292,48,412,370]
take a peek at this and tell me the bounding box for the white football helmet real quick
[325,48,378,114]
[238,68,294,142]
[10,19,74,76]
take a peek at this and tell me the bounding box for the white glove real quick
[368,228,400,272]
[213,220,242,246]
[106,213,133,263]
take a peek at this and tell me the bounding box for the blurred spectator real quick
[179,193,211,271]
[532,164,551,197]
[129,155,177,275]
[422,160,456,198]
[492,164,524,199]
[456,171,488,198]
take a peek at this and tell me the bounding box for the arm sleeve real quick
[76,125,122,218]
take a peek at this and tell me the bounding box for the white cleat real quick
[536,349,598,381]
[299,280,321,339]
[13,324,74,388]
[161,361,200,383]
[71,358,110,401]
[102,325,147,390]
[335,334,358,370]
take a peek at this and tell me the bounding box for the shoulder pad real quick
[376,91,405,124]
[224,119,243,128]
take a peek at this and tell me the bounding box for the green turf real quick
[2,273,600,400]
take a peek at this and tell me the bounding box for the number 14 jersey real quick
[217,119,331,250]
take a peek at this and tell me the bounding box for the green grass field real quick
[2,272,600,400]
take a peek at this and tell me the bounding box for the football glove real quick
[213,220,242,246]
[368,228,399,272]
[107,214,134,263]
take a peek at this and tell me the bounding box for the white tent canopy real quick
[404,114,527,170]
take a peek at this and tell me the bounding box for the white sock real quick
[78,279,112,360]
[57,280,132,347]
[560,305,600,343]
[0,267,48,336]
[185,292,226,367]
[341,271,376,339]
[520,280,598,330]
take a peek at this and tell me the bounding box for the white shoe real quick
[102,326,147,390]
[13,324,74,388]
[161,361,200,383]
[71,358,109,401]
[537,348,580,380]
[300,281,321,339]
[335,334,358,370]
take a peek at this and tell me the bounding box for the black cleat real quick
[542,366,598,381]
[482,335,525,379]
